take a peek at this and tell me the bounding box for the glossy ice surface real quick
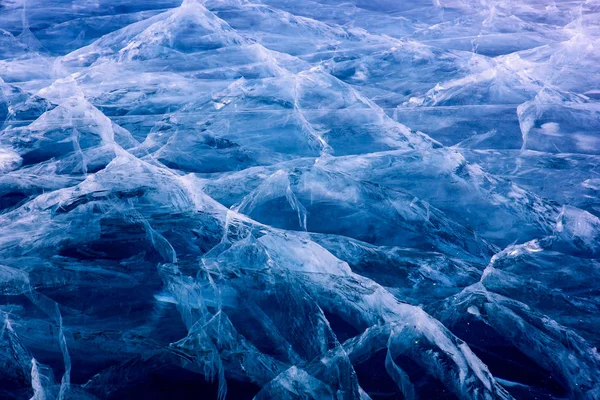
[0,0,599,399]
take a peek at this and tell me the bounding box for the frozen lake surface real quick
[0,0,599,398]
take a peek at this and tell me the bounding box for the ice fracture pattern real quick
[0,0,599,399]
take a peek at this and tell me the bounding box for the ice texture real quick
[0,0,599,399]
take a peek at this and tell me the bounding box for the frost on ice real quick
[0,0,599,399]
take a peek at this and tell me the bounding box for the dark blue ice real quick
[0,0,599,399]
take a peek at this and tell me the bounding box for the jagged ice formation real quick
[0,0,599,399]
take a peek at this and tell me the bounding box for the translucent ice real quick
[0,0,599,399]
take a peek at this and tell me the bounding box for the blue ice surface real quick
[0,0,599,399]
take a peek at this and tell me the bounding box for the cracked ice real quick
[0,0,599,399]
